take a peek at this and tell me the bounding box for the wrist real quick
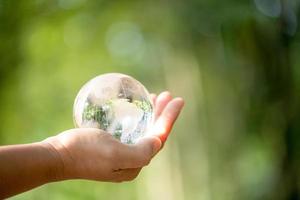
[39,138,69,182]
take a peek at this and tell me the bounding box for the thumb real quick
[136,136,162,157]
[118,136,162,168]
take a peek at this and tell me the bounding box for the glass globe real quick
[73,73,154,144]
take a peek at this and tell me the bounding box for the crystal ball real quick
[73,73,154,144]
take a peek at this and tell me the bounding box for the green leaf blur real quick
[0,0,299,199]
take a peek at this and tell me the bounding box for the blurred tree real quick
[0,0,299,199]
[0,0,26,143]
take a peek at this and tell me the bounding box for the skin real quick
[0,91,184,199]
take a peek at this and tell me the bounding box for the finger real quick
[150,93,157,106]
[151,98,184,143]
[112,168,141,182]
[117,136,162,168]
[154,91,172,120]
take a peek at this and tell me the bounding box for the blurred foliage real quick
[0,0,300,199]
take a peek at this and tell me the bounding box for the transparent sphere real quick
[73,73,154,144]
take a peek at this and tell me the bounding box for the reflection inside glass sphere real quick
[73,73,154,144]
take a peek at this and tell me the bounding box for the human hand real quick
[43,91,184,183]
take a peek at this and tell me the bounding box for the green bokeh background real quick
[0,0,300,199]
